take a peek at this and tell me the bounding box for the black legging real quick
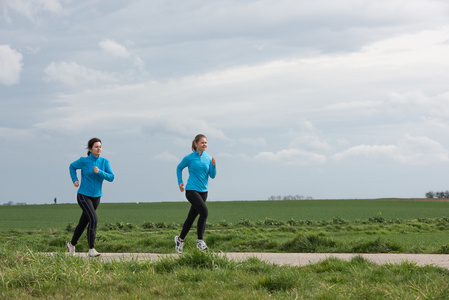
[180,190,208,240]
[70,193,100,249]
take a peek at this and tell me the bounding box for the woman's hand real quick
[211,157,216,165]
[73,181,80,187]
[93,166,99,173]
[179,183,185,192]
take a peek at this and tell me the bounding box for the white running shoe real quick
[88,248,100,257]
[66,242,75,256]
[197,239,208,251]
[175,236,184,253]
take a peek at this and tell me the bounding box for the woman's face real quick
[90,141,102,157]
[195,137,208,152]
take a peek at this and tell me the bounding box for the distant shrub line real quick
[267,195,314,200]
[71,215,449,232]
[425,191,449,198]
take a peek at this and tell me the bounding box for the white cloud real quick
[153,151,178,163]
[217,152,252,160]
[0,45,23,85]
[325,100,382,112]
[395,135,449,164]
[332,135,449,165]
[43,61,117,87]
[238,137,266,147]
[324,89,449,121]
[357,27,449,67]
[388,91,449,118]
[33,85,231,142]
[287,120,331,152]
[420,117,449,134]
[0,127,38,140]
[99,39,131,58]
[295,27,449,90]
[365,27,449,53]
[254,149,326,166]
[99,39,145,70]
[2,0,62,22]
[332,144,396,160]
[39,0,62,13]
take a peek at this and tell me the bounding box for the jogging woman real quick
[175,134,217,253]
[66,138,114,257]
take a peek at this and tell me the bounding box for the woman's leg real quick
[70,194,101,249]
[179,191,208,240]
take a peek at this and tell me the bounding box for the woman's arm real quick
[69,158,82,183]
[97,159,114,182]
[209,157,217,179]
[176,156,189,186]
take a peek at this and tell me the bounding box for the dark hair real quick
[192,134,207,152]
[87,137,102,156]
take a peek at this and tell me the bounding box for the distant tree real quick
[436,192,445,199]
[425,191,449,199]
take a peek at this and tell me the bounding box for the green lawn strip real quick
[1,248,449,299]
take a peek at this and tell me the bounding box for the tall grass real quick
[2,246,449,299]
[2,216,449,254]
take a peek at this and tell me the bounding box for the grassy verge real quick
[2,216,449,254]
[1,246,449,299]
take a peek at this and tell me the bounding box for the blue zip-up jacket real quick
[177,151,216,192]
[69,153,114,197]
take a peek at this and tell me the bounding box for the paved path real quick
[67,252,449,269]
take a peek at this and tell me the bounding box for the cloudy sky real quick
[1,0,449,204]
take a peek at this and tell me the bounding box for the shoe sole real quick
[66,243,75,255]
[197,244,208,251]
[175,236,183,253]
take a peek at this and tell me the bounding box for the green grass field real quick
[1,199,448,230]
[2,199,449,254]
[3,199,449,298]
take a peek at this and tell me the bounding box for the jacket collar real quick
[88,153,99,160]
[194,150,206,157]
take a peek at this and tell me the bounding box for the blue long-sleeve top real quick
[69,153,114,197]
[177,151,216,192]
